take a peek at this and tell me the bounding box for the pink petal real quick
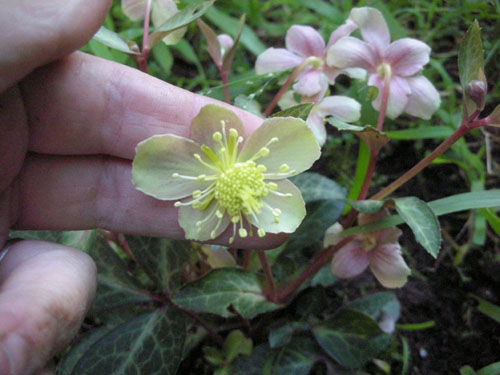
[255,48,303,74]
[330,242,370,279]
[327,37,377,71]
[327,19,358,49]
[316,95,361,123]
[323,64,342,85]
[404,76,441,120]
[349,7,391,58]
[369,244,411,288]
[121,0,147,21]
[306,111,327,146]
[293,70,328,97]
[285,25,325,58]
[370,74,411,119]
[376,227,403,245]
[385,38,431,76]
[217,34,234,56]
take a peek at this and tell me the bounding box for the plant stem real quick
[242,250,252,270]
[138,0,152,74]
[377,76,391,131]
[257,250,277,302]
[263,61,309,117]
[277,237,352,302]
[220,67,231,104]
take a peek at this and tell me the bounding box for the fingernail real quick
[1,333,28,375]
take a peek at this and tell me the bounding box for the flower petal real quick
[293,70,328,97]
[370,74,411,119]
[327,37,377,71]
[285,25,325,57]
[238,117,321,176]
[330,241,370,279]
[255,48,303,75]
[151,0,186,45]
[327,19,358,49]
[316,95,361,123]
[404,76,441,120]
[377,227,403,246]
[385,38,431,76]
[190,105,246,153]
[178,200,230,241]
[217,34,234,56]
[306,111,327,146]
[349,7,391,56]
[121,0,147,21]
[323,222,344,248]
[369,244,411,288]
[132,134,211,200]
[247,179,306,234]
[323,64,342,85]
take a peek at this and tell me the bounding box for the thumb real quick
[0,0,112,92]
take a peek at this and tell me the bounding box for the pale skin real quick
[0,1,283,374]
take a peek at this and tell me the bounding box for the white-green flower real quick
[132,105,321,243]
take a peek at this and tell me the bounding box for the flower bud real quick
[467,80,487,111]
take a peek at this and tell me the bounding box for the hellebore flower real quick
[324,215,411,288]
[279,91,361,146]
[132,105,320,243]
[121,0,186,45]
[327,7,441,120]
[255,24,358,99]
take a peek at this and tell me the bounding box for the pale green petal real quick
[190,105,246,153]
[132,134,211,200]
[247,179,306,234]
[238,117,320,177]
[151,0,187,45]
[178,200,230,241]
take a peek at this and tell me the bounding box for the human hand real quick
[0,1,277,374]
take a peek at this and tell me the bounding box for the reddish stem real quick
[138,0,152,74]
[377,75,391,131]
[219,66,231,104]
[242,250,252,270]
[257,250,277,302]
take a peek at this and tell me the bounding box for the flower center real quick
[215,160,268,218]
[376,62,392,80]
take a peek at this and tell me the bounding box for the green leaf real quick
[394,197,441,258]
[9,230,96,252]
[312,309,385,369]
[148,0,215,49]
[88,234,152,315]
[197,18,222,66]
[172,268,281,318]
[224,330,253,363]
[385,126,454,140]
[481,208,500,236]
[269,322,310,349]
[222,14,246,71]
[151,42,173,76]
[349,200,386,214]
[271,103,314,121]
[461,362,500,375]
[69,308,186,375]
[328,118,389,155]
[92,26,140,55]
[284,173,346,253]
[269,336,323,375]
[125,236,191,292]
[471,295,500,324]
[231,344,273,375]
[458,20,486,116]
[348,292,400,322]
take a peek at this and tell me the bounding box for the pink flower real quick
[324,215,411,288]
[327,7,440,120]
[255,23,358,99]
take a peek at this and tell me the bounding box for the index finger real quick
[20,52,263,160]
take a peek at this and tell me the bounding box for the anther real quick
[172,173,180,178]
[213,132,222,142]
[239,228,248,238]
[257,165,267,173]
[279,164,290,173]
[259,147,270,157]
[267,182,278,191]
[258,228,266,238]
[216,210,223,219]
[272,208,282,217]
[193,190,202,198]
[174,201,182,207]
[229,128,239,138]
[197,174,206,182]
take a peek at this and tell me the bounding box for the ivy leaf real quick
[148,0,214,49]
[394,197,441,258]
[92,26,140,55]
[348,292,400,322]
[172,268,281,318]
[458,20,486,116]
[328,118,390,155]
[125,236,191,292]
[231,344,273,375]
[269,322,310,349]
[284,173,347,253]
[68,308,186,375]
[269,336,324,375]
[271,103,314,121]
[312,309,384,369]
[88,234,152,315]
[9,230,95,252]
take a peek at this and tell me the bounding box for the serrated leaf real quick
[328,118,389,155]
[312,309,384,369]
[92,26,140,55]
[349,200,386,214]
[458,20,486,116]
[172,268,281,318]
[125,236,191,292]
[88,234,152,315]
[222,14,245,71]
[271,103,314,121]
[394,197,441,258]
[284,173,346,253]
[148,0,214,49]
[70,308,186,375]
